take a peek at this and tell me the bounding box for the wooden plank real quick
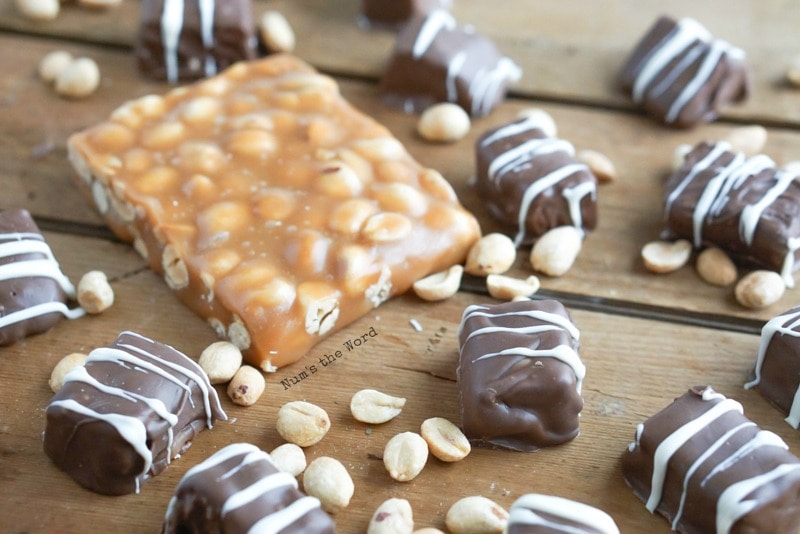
[3,32,800,323]
[0,232,796,533]
[1,0,799,125]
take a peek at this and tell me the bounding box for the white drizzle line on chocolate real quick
[745,308,800,427]
[411,9,455,59]
[62,365,180,464]
[643,387,742,512]
[469,58,522,117]
[462,305,585,393]
[480,115,550,148]
[46,398,153,481]
[174,443,323,533]
[690,151,746,247]
[630,17,747,124]
[670,422,755,530]
[487,137,575,183]
[0,234,85,329]
[198,0,217,77]
[445,51,467,102]
[716,463,800,534]
[508,493,619,534]
[514,163,590,247]
[664,142,731,219]
[161,0,185,83]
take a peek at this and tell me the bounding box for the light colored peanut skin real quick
[226,365,265,406]
[276,400,331,446]
[302,456,354,514]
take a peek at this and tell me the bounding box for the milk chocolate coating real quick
[379,9,521,117]
[164,443,335,533]
[619,16,750,128]
[360,0,451,29]
[43,331,227,496]
[664,141,800,282]
[136,0,257,83]
[746,306,800,428]
[475,117,598,246]
[506,494,619,534]
[0,209,75,346]
[457,299,584,451]
[622,386,800,533]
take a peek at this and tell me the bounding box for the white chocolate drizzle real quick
[172,443,323,533]
[198,0,217,77]
[0,233,85,330]
[161,0,185,83]
[468,58,522,117]
[508,493,619,534]
[745,308,800,427]
[631,18,744,124]
[462,304,584,393]
[412,9,455,59]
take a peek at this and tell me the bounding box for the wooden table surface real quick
[1,1,799,532]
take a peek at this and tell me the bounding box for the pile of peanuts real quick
[15,0,121,22]
[642,125,794,310]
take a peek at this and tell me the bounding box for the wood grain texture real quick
[2,1,800,532]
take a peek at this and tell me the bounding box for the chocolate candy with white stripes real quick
[456,299,584,451]
[0,208,84,346]
[360,0,452,29]
[164,443,335,533]
[622,386,800,533]
[43,331,227,495]
[745,306,800,428]
[136,0,258,83]
[506,494,619,534]
[664,141,800,285]
[475,116,598,246]
[619,16,750,128]
[379,9,521,117]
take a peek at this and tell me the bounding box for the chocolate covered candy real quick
[136,0,258,83]
[0,208,84,345]
[664,141,800,286]
[746,306,800,428]
[164,443,334,533]
[476,115,598,246]
[506,494,619,534]
[623,386,800,533]
[43,331,227,495]
[360,0,452,29]
[67,55,480,371]
[379,9,521,117]
[620,16,750,128]
[457,299,585,451]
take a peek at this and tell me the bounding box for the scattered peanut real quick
[516,107,557,138]
[259,10,296,53]
[695,247,737,287]
[787,56,800,88]
[269,443,307,476]
[383,431,429,482]
[76,270,114,314]
[368,498,414,534]
[15,0,59,20]
[412,264,463,301]
[49,352,88,393]
[486,274,540,300]
[55,57,100,99]
[735,270,785,309]
[198,341,242,384]
[420,417,470,462]
[530,226,583,277]
[641,239,692,273]
[226,365,265,406]
[302,457,354,514]
[417,103,471,143]
[577,149,617,183]
[39,50,74,83]
[445,496,509,534]
[723,125,768,155]
[464,233,517,276]
[413,529,445,534]
[350,388,407,424]
[276,400,331,446]
[672,143,692,172]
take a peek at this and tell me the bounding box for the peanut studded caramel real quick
[68,55,480,370]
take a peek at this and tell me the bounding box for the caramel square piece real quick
[67,55,480,371]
